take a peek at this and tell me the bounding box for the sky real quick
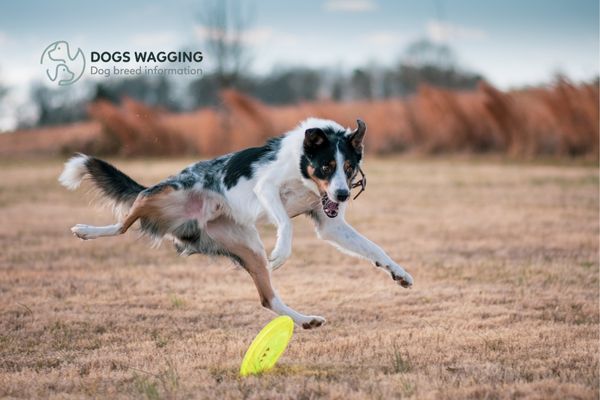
[0,0,598,129]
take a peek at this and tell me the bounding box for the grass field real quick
[0,156,598,399]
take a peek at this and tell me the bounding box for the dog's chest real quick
[279,181,319,217]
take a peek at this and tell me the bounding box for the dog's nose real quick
[335,189,350,202]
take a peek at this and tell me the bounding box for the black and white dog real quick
[59,118,413,329]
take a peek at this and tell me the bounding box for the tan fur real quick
[306,165,331,195]
[119,187,227,236]
[205,217,275,308]
[119,186,175,233]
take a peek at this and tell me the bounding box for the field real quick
[0,156,598,399]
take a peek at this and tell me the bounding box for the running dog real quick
[59,118,413,329]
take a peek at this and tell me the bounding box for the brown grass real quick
[1,79,597,159]
[163,80,600,158]
[0,156,598,399]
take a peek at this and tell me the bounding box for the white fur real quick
[71,223,122,240]
[329,147,350,201]
[270,296,326,327]
[63,118,413,329]
[222,118,348,270]
[58,153,132,220]
[315,206,413,286]
[58,154,89,190]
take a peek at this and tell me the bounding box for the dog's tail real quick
[59,154,146,217]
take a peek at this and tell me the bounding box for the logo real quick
[40,41,86,86]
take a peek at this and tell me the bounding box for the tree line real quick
[7,38,482,129]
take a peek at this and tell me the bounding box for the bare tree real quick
[197,0,254,89]
[402,39,455,70]
[351,68,373,100]
[0,70,9,131]
[0,69,8,104]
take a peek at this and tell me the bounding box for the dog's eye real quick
[343,161,354,177]
[321,165,331,174]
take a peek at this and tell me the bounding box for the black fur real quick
[184,156,229,194]
[67,122,363,269]
[141,181,178,196]
[222,137,282,189]
[300,126,362,182]
[299,155,311,179]
[85,157,146,205]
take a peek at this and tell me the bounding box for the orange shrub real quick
[84,79,599,159]
[87,98,191,156]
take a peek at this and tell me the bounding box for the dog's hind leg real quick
[70,185,173,241]
[206,217,326,329]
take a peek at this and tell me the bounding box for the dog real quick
[59,118,413,329]
[43,41,84,86]
[48,41,78,63]
[46,64,75,85]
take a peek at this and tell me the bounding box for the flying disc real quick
[240,316,294,377]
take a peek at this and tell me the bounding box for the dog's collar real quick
[351,166,367,200]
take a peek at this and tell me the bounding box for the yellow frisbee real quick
[240,316,294,377]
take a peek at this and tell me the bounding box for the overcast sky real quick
[0,0,598,102]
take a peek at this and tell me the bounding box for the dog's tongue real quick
[321,195,339,218]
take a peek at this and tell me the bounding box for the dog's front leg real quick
[254,180,292,270]
[314,212,413,288]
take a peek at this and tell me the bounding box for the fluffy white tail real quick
[58,154,146,218]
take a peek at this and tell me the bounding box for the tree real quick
[93,76,179,110]
[351,68,373,100]
[0,80,7,103]
[197,0,254,90]
[331,74,345,101]
[381,70,398,98]
[249,67,321,104]
[188,72,225,107]
[402,38,455,69]
[0,71,10,131]
[29,83,87,127]
[396,39,482,94]
[0,71,8,108]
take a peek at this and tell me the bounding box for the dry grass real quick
[0,156,598,399]
[89,80,600,158]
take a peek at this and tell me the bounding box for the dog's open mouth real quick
[321,194,339,218]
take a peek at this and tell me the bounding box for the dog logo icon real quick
[40,41,86,86]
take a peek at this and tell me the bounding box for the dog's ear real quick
[304,128,328,149]
[349,119,366,152]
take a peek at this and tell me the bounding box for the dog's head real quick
[46,63,75,84]
[301,119,366,218]
[48,41,71,62]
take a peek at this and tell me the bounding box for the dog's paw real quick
[269,226,292,270]
[392,270,413,288]
[71,224,92,240]
[385,263,413,288]
[300,316,326,330]
[269,245,291,271]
